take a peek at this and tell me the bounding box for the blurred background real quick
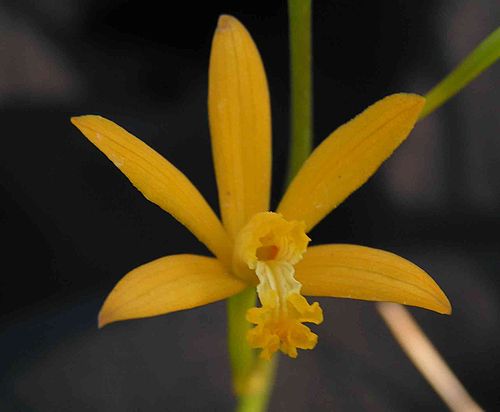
[0,0,498,410]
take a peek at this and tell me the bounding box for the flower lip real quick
[233,212,322,359]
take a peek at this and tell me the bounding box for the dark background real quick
[1,0,498,410]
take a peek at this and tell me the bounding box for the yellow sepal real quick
[98,254,246,328]
[209,15,272,239]
[71,115,232,266]
[296,244,451,314]
[278,94,426,232]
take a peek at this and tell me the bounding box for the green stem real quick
[287,0,313,182]
[228,288,257,394]
[228,288,277,412]
[234,357,278,412]
[420,26,500,119]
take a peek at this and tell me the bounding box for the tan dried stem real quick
[376,302,483,412]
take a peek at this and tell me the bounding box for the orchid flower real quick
[71,15,450,360]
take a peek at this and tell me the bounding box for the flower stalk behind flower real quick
[420,26,500,119]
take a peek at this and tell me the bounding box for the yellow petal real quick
[98,254,246,327]
[208,15,272,239]
[296,244,451,314]
[278,94,426,232]
[71,115,232,266]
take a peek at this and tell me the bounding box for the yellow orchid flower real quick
[71,15,451,360]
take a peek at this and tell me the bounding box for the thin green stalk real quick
[228,288,257,395]
[228,288,277,412]
[420,26,500,119]
[287,0,313,181]
[234,357,278,412]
